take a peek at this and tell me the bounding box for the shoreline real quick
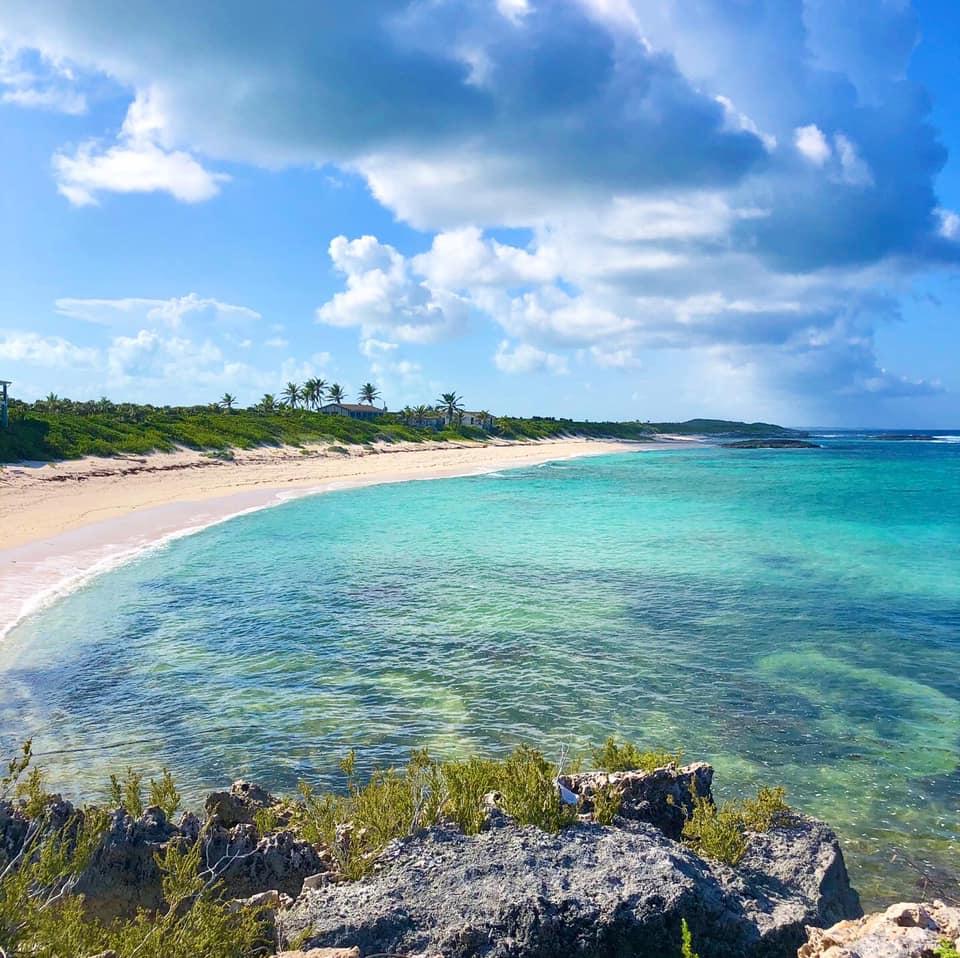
[0,437,670,641]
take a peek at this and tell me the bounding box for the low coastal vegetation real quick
[0,737,799,958]
[0,389,801,463]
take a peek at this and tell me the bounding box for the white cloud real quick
[0,330,98,367]
[264,337,289,349]
[494,339,568,375]
[0,0,952,412]
[0,47,86,114]
[937,208,960,241]
[53,89,227,206]
[413,226,557,289]
[56,293,260,329]
[794,125,832,166]
[833,134,874,187]
[106,328,222,380]
[317,235,468,343]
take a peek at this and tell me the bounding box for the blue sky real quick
[1,0,959,427]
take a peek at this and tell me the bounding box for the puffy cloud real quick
[52,89,228,205]
[413,227,557,289]
[106,328,222,381]
[795,124,832,166]
[1,0,954,411]
[317,235,468,343]
[494,339,568,375]
[0,330,98,367]
[0,1,763,200]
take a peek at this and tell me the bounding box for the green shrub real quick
[495,745,578,833]
[740,786,791,831]
[682,791,749,866]
[590,736,683,773]
[682,785,792,867]
[1,747,267,958]
[290,744,577,879]
[109,768,145,817]
[149,769,182,819]
[680,918,701,958]
[935,940,960,958]
[591,782,623,826]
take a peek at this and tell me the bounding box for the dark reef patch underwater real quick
[1,435,958,907]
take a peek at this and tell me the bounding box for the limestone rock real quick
[281,815,861,958]
[207,825,327,901]
[205,779,276,827]
[273,949,360,958]
[559,761,714,838]
[73,806,179,916]
[799,900,960,957]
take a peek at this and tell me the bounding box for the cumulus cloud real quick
[1,0,954,411]
[52,89,228,205]
[795,124,832,166]
[0,330,98,367]
[317,235,468,343]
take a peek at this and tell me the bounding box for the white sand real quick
[0,438,667,640]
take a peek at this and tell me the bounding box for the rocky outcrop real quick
[559,762,713,839]
[0,782,327,921]
[280,812,861,958]
[73,805,180,915]
[800,901,960,957]
[205,780,277,828]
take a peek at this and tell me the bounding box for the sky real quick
[1,1,959,428]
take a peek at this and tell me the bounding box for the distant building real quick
[412,412,446,429]
[441,410,495,430]
[319,402,386,421]
[0,379,9,429]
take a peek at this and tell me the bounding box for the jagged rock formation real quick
[0,780,327,920]
[281,806,860,958]
[800,900,960,957]
[559,762,713,839]
[2,766,865,957]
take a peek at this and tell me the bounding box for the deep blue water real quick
[1,433,958,905]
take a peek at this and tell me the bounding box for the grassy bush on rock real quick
[0,737,797,957]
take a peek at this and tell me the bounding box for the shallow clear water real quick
[1,437,959,906]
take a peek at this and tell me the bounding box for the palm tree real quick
[358,382,381,406]
[413,404,432,426]
[313,379,327,409]
[357,383,380,406]
[45,392,60,412]
[258,393,278,414]
[302,377,328,410]
[220,393,236,411]
[282,382,302,409]
[437,391,464,425]
[327,383,346,404]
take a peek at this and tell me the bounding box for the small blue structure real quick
[0,380,9,429]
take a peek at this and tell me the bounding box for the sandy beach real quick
[0,437,661,640]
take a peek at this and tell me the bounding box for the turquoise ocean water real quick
[1,434,958,905]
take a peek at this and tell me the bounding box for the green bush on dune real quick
[0,392,802,463]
